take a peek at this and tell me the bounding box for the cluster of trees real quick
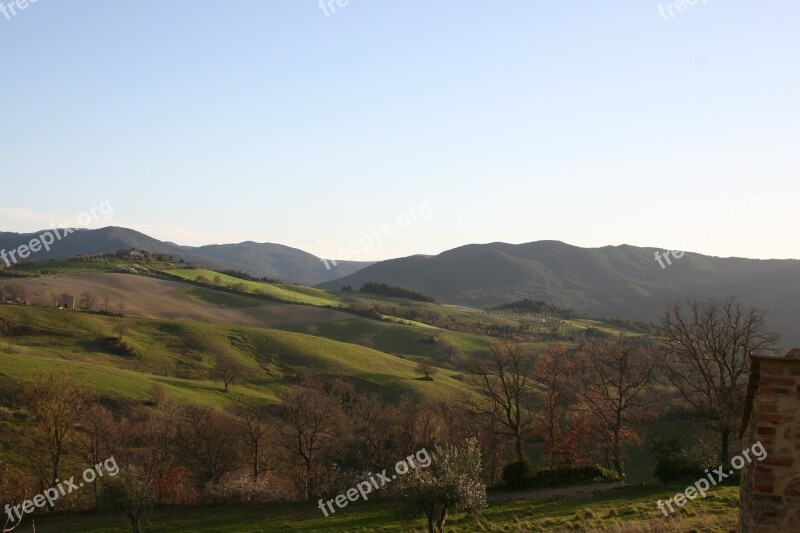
[217,270,282,284]
[492,299,586,320]
[462,298,779,486]
[358,282,437,303]
[0,284,28,305]
[1,372,497,532]
[0,297,779,532]
[0,284,127,317]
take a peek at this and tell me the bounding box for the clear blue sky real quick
[1,1,798,261]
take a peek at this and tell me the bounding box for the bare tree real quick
[79,403,116,507]
[660,298,779,463]
[0,318,14,353]
[415,361,438,380]
[107,407,180,533]
[576,334,656,478]
[233,398,271,481]
[18,372,88,487]
[448,405,514,486]
[390,395,444,453]
[3,284,27,305]
[79,291,98,311]
[350,392,393,469]
[181,406,239,486]
[464,339,536,461]
[212,352,248,392]
[276,387,342,500]
[114,320,128,340]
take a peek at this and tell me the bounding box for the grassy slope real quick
[298,318,491,366]
[162,268,343,307]
[26,485,739,532]
[6,257,177,276]
[0,304,466,406]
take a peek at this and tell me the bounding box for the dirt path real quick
[489,481,625,503]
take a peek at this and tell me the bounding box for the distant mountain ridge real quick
[3,228,796,347]
[0,226,370,285]
[318,240,800,347]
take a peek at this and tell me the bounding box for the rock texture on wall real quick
[740,348,800,533]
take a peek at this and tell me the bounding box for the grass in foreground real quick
[24,485,738,532]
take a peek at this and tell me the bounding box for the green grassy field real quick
[6,257,177,276]
[161,268,343,307]
[297,318,491,368]
[0,303,466,406]
[22,485,738,532]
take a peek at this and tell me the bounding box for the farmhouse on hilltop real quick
[739,348,800,532]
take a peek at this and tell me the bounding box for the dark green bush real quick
[527,464,621,487]
[651,436,717,485]
[502,460,536,489]
[502,462,619,489]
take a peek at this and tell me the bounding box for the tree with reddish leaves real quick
[156,466,197,505]
[534,342,579,468]
[576,334,656,479]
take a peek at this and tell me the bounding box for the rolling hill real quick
[318,241,800,347]
[0,227,370,285]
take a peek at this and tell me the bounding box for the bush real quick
[502,460,536,489]
[651,436,717,485]
[205,470,292,503]
[503,462,620,490]
[526,464,620,487]
[102,336,137,357]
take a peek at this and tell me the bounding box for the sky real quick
[1,1,798,261]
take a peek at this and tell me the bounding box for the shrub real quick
[102,336,137,357]
[651,436,718,485]
[502,462,620,490]
[526,464,620,487]
[205,470,292,503]
[502,460,536,489]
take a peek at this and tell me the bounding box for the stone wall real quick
[740,351,800,532]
